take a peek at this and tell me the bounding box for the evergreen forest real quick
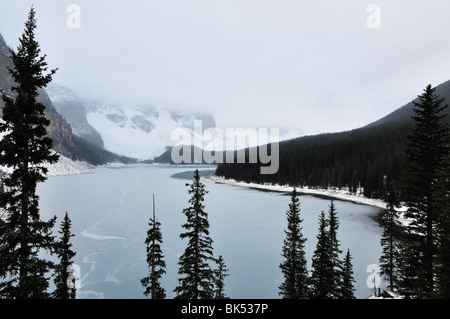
[216,81,450,200]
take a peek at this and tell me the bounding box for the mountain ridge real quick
[216,78,450,199]
[45,83,104,149]
[0,33,76,159]
[364,79,450,129]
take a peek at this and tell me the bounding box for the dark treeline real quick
[216,80,450,200]
[71,134,138,165]
[216,122,411,199]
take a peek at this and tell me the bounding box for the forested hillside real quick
[216,80,450,199]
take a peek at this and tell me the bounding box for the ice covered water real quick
[37,165,384,299]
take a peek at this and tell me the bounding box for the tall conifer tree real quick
[340,249,356,299]
[379,181,402,291]
[279,188,309,298]
[213,255,229,299]
[52,212,76,299]
[327,201,343,298]
[401,84,449,297]
[174,170,215,299]
[141,194,166,299]
[310,211,332,298]
[0,7,59,298]
[310,202,347,298]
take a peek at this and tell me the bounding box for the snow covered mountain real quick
[85,103,216,160]
[45,83,216,161]
[46,83,301,162]
[85,101,301,161]
[84,101,216,161]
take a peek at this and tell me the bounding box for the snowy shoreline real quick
[45,154,93,177]
[206,175,387,209]
[1,153,93,178]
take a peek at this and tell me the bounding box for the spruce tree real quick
[0,7,59,298]
[401,84,449,297]
[310,211,332,299]
[340,249,356,299]
[310,202,347,299]
[327,201,343,298]
[279,188,309,298]
[213,255,229,299]
[141,194,166,299]
[379,181,402,291]
[174,170,215,299]
[52,212,76,299]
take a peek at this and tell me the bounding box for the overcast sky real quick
[1,0,450,135]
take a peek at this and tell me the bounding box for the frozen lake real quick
[37,164,385,299]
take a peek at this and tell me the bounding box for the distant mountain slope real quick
[365,79,450,129]
[0,34,14,91]
[0,33,76,159]
[46,83,104,148]
[0,32,134,165]
[216,79,450,199]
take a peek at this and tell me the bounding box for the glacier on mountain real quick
[85,101,216,160]
[46,83,217,161]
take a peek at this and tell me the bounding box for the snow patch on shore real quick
[44,154,93,177]
[1,153,93,177]
[207,175,387,209]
